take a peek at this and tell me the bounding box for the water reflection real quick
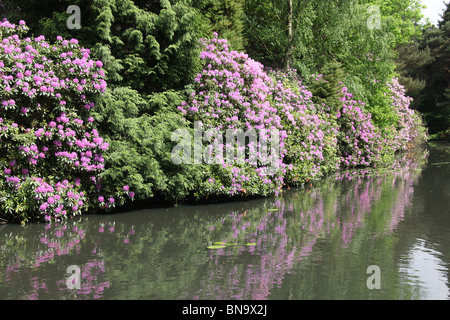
[1,144,450,300]
[399,239,449,299]
[1,220,135,299]
[185,152,429,299]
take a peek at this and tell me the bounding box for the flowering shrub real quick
[268,68,340,185]
[387,77,427,150]
[178,36,341,195]
[178,35,427,198]
[335,86,387,168]
[178,35,288,198]
[311,73,425,169]
[0,20,133,223]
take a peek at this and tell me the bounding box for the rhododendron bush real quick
[178,35,288,197]
[179,35,426,197]
[268,68,340,185]
[387,77,426,151]
[0,22,425,223]
[0,20,133,223]
[179,36,340,195]
[309,74,426,169]
[335,85,387,168]
[335,77,426,168]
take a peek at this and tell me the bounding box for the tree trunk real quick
[284,0,293,71]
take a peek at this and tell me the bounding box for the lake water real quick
[0,143,449,300]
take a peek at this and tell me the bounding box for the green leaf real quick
[207,245,226,249]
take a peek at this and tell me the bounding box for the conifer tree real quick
[394,41,432,103]
[193,0,246,51]
[413,2,450,135]
[309,60,347,114]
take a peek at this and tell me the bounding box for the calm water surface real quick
[1,143,449,300]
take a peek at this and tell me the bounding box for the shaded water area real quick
[1,143,449,300]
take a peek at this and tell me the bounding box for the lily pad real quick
[431,161,450,166]
[226,242,240,246]
[213,241,227,245]
[245,243,257,246]
[268,208,278,212]
[207,245,226,249]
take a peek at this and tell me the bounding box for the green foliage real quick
[308,60,347,114]
[396,2,450,135]
[2,0,208,92]
[193,0,246,51]
[419,4,450,135]
[1,0,211,204]
[243,0,315,73]
[93,87,207,202]
[394,41,431,101]
[367,84,399,128]
[360,0,425,45]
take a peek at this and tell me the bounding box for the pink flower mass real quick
[0,20,134,222]
[0,22,423,222]
[177,35,424,197]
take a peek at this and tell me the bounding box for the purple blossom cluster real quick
[179,36,337,192]
[268,68,340,183]
[179,34,290,196]
[335,86,386,167]
[387,78,426,151]
[0,20,133,222]
[336,78,426,168]
[179,35,425,196]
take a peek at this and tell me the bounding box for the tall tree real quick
[360,0,425,44]
[285,0,293,71]
[394,40,432,106]
[309,60,347,114]
[243,0,315,74]
[243,0,425,129]
[417,2,450,135]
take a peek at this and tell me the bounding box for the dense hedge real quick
[0,22,426,223]
[177,36,425,199]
